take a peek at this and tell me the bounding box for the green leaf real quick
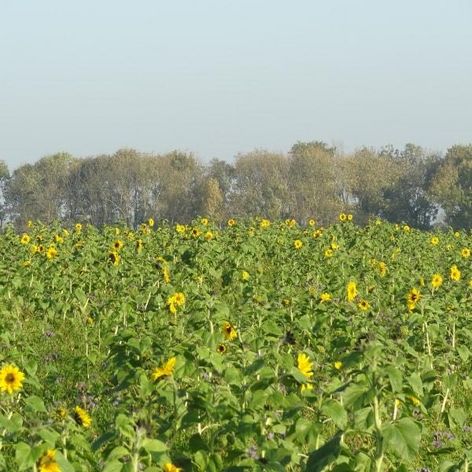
[384,366,403,393]
[15,442,32,470]
[25,395,47,413]
[321,399,348,429]
[382,418,421,459]
[141,438,167,453]
[306,433,342,472]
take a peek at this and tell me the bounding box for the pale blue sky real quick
[1,0,471,169]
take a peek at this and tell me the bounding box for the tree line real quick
[0,141,470,230]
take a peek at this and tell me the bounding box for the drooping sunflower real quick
[297,353,314,379]
[73,406,92,428]
[347,281,358,302]
[38,449,60,472]
[223,322,238,341]
[109,251,121,266]
[0,364,25,394]
[152,357,177,381]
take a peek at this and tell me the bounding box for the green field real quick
[0,218,471,471]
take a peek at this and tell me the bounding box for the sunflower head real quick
[73,406,92,428]
[0,364,25,395]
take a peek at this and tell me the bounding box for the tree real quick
[430,145,472,229]
[0,160,10,228]
[231,150,290,219]
[288,141,342,224]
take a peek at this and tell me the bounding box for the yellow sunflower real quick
[20,233,31,245]
[38,449,60,472]
[450,265,461,281]
[347,281,357,302]
[431,273,443,289]
[163,463,182,472]
[297,353,313,379]
[407,288,421,311]
[293,239,303,250]
[73,406,92,428]
[223,322,238,341]
[152,357,176,381]
[0,364,25,394]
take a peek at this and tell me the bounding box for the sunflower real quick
[324,248,333,258]
[227,218,236,227]
[46,246,58,260]
[152,357,176,381]
[450,265,461,281]
[223,322,238,341]
[148,217,155,227]
[293,239,303,250]
[38,449,60,472]
[217,344,226,354]
[200,217,209,226]
[334,361,343,370]
[74,223,82,232]
[241,270,250,281]
[461,248,470,258]
[430,236,439,246]
[204,231,214,241]
[73,406,92,428]
[163,463,182,472]
[320,292,332,302]
[357,300,370,311]
[285,219,296,228]
[308,218,316,227]
[312,229,323,238]
[431,273,443,289]
[20,233,30,245]
[260,219,271,229]
[113,240,124,251]
[175,224,186,234]
[109,251,121,266]
[191,228,201,238]
[407,288,421,311]
[166,292,185,314]
[0,364,25,394]
[339,213,347,222]
[347,214,353,221]
[54,235,64,244]
[297,353,313,379]
[347,281,357,302]
[378,261,387,277]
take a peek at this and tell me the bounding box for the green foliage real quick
[0,212,471,470]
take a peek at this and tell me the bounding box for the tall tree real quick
[430,145,472,229]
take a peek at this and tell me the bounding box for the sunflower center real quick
[5,373,15,384]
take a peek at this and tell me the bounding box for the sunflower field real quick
[0,217,471,471]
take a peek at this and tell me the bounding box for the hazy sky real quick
[1,0,471,169]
